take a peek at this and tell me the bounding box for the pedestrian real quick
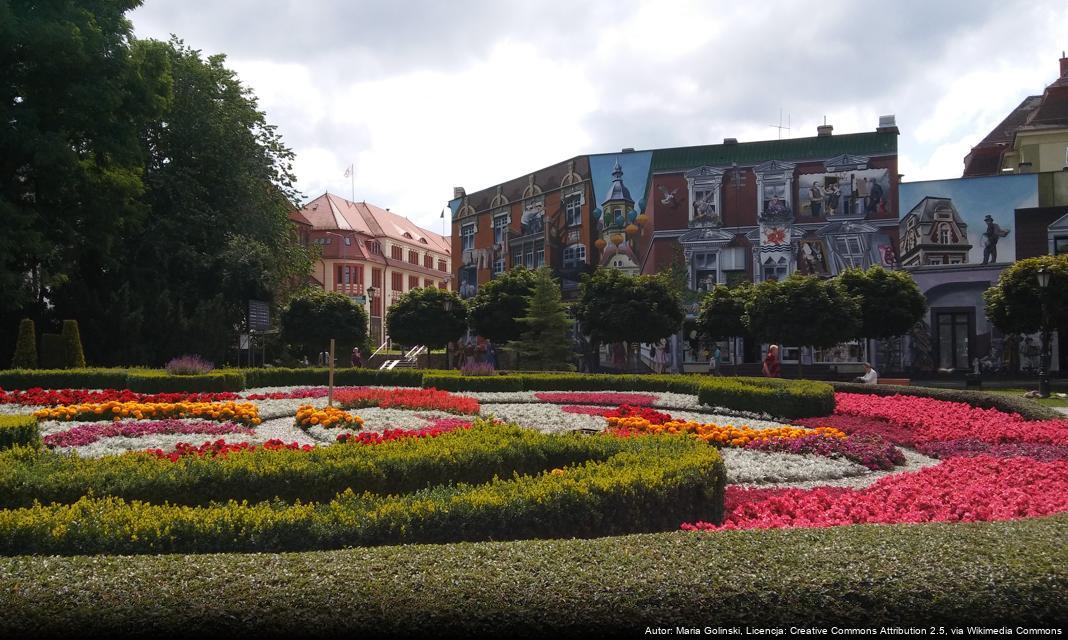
[762,344,781,378]
[351,346,363,368]
[853,362,878,385]
[709,344,721,376]
[486,340,497,370]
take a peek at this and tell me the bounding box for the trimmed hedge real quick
[10,319,36,369]
[60,320,85,369]
[832,382,1062,421]
[241,367,425,388]
[125,371,245,393]
[0,422,662,508]
[0,368,130,390]
[0,428,724,554]
[0,416,38,450]
[423,372,525,392]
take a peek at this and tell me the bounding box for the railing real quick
[371,337,391,359]
[333,283,365,295]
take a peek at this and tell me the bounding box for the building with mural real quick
[293,193,452,346]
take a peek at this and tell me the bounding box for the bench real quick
[878,378,911,386]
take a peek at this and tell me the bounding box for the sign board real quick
[239,334,250,349]
[248,299,270,332]
[351,295,366,305]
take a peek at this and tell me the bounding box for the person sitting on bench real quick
[853,362,878,385]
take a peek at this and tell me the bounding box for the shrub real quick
[830,382,1061,421]
[423,373,525,392]
[164,355,214,375]
[125,371,245,393]
[0,425,725,553]
[60,320,86,369]
[10,319,36,369]
[38,333,66,369]
[460,361,496,376]
[241,367,425,389]
[0,369,129,391]
[0,416,39,450]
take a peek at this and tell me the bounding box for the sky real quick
[128,0,1068,234]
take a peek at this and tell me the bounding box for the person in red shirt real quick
[762,344,781,378]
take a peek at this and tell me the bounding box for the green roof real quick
[650,131,897,172]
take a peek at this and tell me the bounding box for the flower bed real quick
[0,388,242,407]
[335,387,479,415]
[294,405,362,429]
[335,418,472,444]
[682,456,1068,531]
[533,392,657,406]
[607,415,847,447]
[147,439,314,461]
[42,420,254,448]
[33,401,261,426]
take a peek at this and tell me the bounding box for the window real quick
[372,268,382,288]
[833,235,865,269]
[391,272,403,291]
[492,258,504,276]
[342,267,351,285]
[525,245,534,268]
[762,256,788,281]
[720,247,745,271]
[534,247,544,268]
[314,237,332,245]
[694,252,718,292]
[935,311,972,370]
[563,244,586,269]
[344,237,352,246]
[461,224,475,251]
[409,275,419,290]
[437,259,446,271]
[391,245,403,260]
[424,255,433,269]
[512,253,522,269]
[365,240,381,255]
[928,257,943,265]
[493,214,509,244]
[408,251,418,265]
[564,195,582,227]
[762,183,787,214]
[424,278,433,288]
[938,224,950,244]
[1055,236,1068,255]
[692,187,718,224]
[949,256,963,265]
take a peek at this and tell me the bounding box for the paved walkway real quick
[1056,407,1068,416]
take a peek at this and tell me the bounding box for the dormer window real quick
[684,166,725,227]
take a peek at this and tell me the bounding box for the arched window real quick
[939,223,950,244]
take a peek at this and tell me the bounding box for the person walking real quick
[762,344,781,378]
[350,346,363,368]
[709,344,721,376]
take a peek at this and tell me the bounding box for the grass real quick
[1,514,1064,636]
[981,388,1068,408]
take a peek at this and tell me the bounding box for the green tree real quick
[837,266,926,340]
[697,283,753,374]
[468,267,539,343]
[508,269,575,371]
[745,274,861,376]
[61,320,86,368]
[386,287,466,352]
[11,319,36,369]
[984,255,1068,353]
[575,268,684,371]
[281,290,368,360]
[0,1,171,359]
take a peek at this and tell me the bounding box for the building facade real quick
[294,193,451,346]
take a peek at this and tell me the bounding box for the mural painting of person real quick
[808,182,823,217]
[981,214,1010,264]
[866,179,884,215]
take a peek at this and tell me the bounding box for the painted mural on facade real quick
[797,167,890,218]
[589,151,653,274]
[898,175,1038,267]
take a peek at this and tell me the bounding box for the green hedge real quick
[0,369,130,391]
[125,371,245,393]
[0,416,38,450]
[698,377,834,418]
[831,382,1062,421]
[423,372,525,391]
[0,423,659,508]
[241,367,425,388]
[0,429,724,554]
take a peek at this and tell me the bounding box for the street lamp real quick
[443,295,454,370]
[366,286,378,347]
[1037,266,1051,398]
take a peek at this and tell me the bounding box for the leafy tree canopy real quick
[984,255,1068,336]
[697,283,753,341]
[386,287,467,351]
[281,289,367,359]
[467,267,539,343]
[837,266,926,340]
[575,268,684,346]
[744,274,860,351]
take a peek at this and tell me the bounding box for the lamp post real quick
[444,296,453,370]
[366,285,378,347]
[1037,266,1051,398]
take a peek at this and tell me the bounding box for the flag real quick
[440,207,445,219]
[344,164,352,178]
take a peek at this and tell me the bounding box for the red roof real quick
[295,193,451,255]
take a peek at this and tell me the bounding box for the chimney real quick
[1061,51,1067,78]
[723,137,738,145]
[817,124,833,137]
[621,147,635,153]
[877,114,900,135]
[453,187,466,199]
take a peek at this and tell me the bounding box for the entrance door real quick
[934,310,973,371]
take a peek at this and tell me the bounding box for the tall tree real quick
[507,269,575,371]
[467,267,539,343]
[281,289,368,360]
[984,255,1068,353]
[386,287,467,351]
[0,1,171,362]
[575,268,684,371]
[837,266,926,340]
[697,283,753,374]
[744,274,861,376]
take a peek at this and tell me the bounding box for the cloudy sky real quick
[129,0,1068,233]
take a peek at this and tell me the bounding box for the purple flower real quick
[43,420,254,448]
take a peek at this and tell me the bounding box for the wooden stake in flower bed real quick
[328,338,336,407]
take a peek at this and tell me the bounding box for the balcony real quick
[333,283,365,296]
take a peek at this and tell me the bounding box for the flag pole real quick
[350,163,355,202]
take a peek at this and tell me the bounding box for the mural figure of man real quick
[866,180,884,215]
[981,214,1010,264]
[808,182,823,217]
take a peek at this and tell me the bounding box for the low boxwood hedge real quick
[423,372,525,391]
[0,368,129,391]
[0,422,664,508]
[0,415,38,450]
[242,367,425,388]
[125,371,245,393]
[832,381,1062,421]
[0,429,724,555]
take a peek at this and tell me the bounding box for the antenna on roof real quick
[769,109,791,140]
